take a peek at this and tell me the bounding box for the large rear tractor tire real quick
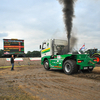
[44,60,50,71]
[92,54,100,64]
[63,60,78,75]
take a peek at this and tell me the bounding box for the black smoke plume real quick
[58,0,75,52]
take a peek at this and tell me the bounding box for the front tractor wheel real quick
[63,60,78,75]
[44,60,50,71]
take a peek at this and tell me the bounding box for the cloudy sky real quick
[0,0,100,53]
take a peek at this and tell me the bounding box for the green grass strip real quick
[0,65,27,69]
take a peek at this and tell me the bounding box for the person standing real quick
[11,55,14,70]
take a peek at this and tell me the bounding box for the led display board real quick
[3,39,24,54]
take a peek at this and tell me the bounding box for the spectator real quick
[11,55,14,71]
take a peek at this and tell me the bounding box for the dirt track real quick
[0,65,100,100]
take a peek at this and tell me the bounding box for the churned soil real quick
[0,65,100,100]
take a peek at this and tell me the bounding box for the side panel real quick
[49,55,72,69]
[49,59,62,69]
[41,54,71,68]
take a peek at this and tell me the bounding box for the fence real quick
[0,57,41,66]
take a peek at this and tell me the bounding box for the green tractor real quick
[85,49,100,64]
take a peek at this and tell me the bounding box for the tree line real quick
[0,49,41,57]
[25,51,41,57]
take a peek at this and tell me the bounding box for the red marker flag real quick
[80,44,85,50]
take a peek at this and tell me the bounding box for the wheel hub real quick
[65,63,71,73]
[45,62,48,68]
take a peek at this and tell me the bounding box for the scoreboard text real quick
[3,39,24,54]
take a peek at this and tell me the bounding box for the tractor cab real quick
[85,49,98,57]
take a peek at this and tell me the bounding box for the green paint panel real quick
[42,49,50,54]
[41,54,96,70]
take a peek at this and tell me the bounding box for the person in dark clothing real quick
[11,55,14,70]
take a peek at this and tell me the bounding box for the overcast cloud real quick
[0,0,100,52]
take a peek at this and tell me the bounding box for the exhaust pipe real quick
[68,34,70,53]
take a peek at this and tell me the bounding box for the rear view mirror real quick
[39,45,41,49]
